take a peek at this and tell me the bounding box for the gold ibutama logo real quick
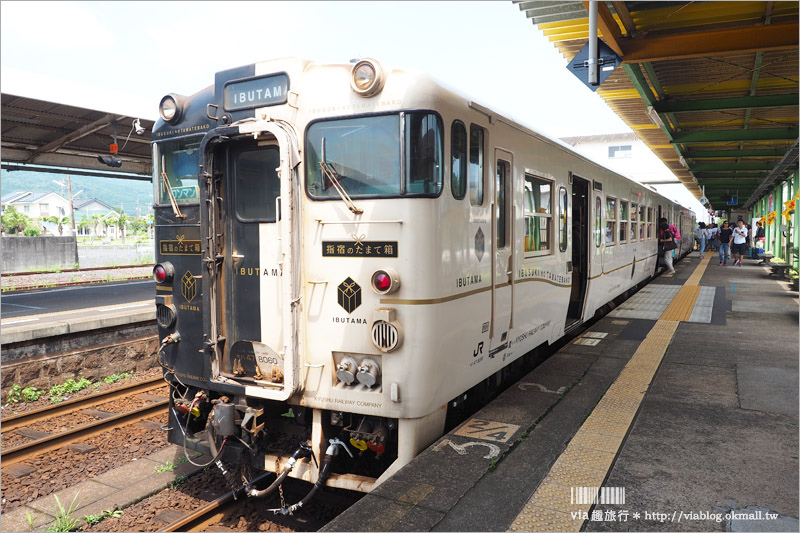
[182,271,197,303]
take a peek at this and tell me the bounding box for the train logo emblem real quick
[337,277,362,314]
[475,228,485,261]
[182,271,197,303]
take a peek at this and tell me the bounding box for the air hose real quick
[269,438,353,515]
[247,443,314,498]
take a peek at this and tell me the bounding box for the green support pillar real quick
[776,183,784,261]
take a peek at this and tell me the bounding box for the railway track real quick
[1,377,168,465]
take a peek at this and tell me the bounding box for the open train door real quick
[210,120,302,401]
[566,173,589,329]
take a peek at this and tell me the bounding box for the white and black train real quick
[152,57,694,503]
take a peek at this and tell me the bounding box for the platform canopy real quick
[518,1,799,211]
[1,93,154,180]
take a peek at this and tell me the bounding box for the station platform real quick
[324,252,799,532]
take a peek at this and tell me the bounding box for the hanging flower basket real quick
[782,199,796,222]
[766,211,778,225]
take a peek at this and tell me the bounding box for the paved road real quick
[1,279,155,321]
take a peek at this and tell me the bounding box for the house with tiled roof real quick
[1,190,70,220]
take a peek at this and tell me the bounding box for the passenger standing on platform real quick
[755,221,766,253]
[718,221,733,265]
[731,219,748,266]
[659,221,676,274]
[708,223,719,251]
[694,222,708,259]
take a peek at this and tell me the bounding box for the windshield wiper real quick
[161,155,186,219]
[319,138,363,215]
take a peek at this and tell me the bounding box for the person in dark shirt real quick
[718,221,733,265]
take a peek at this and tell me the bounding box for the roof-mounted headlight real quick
[159,93,185,124]
[350,58,385,97]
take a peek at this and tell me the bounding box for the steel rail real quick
[1,377,166,432]
[160,491,237,532]
[1,400,168,465]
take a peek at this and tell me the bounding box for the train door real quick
[216,125,301,400]
[490,150,514,355]
[566,174,590,327]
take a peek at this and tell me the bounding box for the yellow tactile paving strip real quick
[508,255,709,532]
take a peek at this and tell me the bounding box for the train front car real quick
[152,58,457,499]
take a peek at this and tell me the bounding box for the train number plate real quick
[453,418,521,443]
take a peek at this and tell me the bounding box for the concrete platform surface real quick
[324,253,798,532]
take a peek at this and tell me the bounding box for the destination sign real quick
[224,74,289,111]
[323,241,398,258]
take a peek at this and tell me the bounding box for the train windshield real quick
[155,138,202,205]
[306,112,442,199]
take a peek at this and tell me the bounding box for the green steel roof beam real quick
[694,172,768,179]
[672,128,799,144]
[653,94,799,113]
[692,162,779,171]
[686,148,788,158]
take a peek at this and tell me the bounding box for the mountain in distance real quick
[1,170,154,216]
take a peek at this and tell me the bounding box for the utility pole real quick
[67,175,79,267]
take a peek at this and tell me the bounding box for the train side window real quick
[647,207,653,239]
[496,160,509,248]
[451,121,467,200]
[639,205,646,240]
[595,195,602,248]
[523,175,551,255]
[630,203,638,241]
[406,112,443,195]
[605,196,616,245]
[619,200,628,243]
[469,125,485,206]
[559,187,568,252]
[234,145,281,222]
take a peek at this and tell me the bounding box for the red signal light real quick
[153,263,173,283]
[373,272,392,292]
[154,265,167,283]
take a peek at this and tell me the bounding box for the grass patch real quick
[83,509,123,526]
[49,377,92,404]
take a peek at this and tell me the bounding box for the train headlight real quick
[159,94,184,124]
[371,268,400,295]
[350,59,385,97]
[153,262,174,284]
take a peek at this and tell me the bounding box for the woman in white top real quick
[694,222,709,259]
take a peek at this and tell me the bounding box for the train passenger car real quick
[151,57,694,500]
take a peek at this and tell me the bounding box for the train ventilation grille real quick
[371,321,399,352]
[156,304,176,328]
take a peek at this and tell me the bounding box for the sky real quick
[0,1,706,216]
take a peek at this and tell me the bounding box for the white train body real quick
[152,57,695,491]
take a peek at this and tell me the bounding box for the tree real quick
[111,208,130,244]
[2,206,32,235]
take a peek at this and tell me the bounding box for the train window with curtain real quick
[639,205,646,240]
[630,203,638,241]
[406,112,443,195]
[496,160,509,248]
[469,125,484,206]
[619,200,628,242]
[606,196,616,245]
[559,187,568,252]
[523,175,551,255]
[451,121,467,200]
